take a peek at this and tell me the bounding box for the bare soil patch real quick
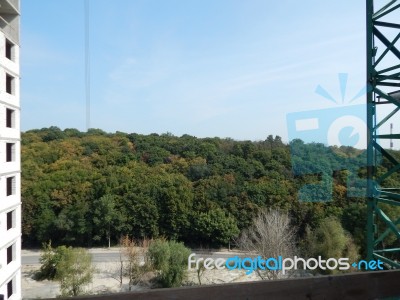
[22,249,260,299]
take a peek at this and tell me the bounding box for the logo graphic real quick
[286,73,377,202]
[188,253,384,275]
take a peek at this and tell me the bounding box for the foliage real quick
[341,202,367,257]
[36,242,93,296]
[301,217,359,274]
[148,239,191,288]
[192,208,239,246]
[22,127,397,255]
[56,247,94,297]
[36,241,66,280]
[91,194,121,247]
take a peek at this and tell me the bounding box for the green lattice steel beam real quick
[367,0,400,269]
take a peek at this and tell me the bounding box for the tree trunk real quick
[108,223,111,248]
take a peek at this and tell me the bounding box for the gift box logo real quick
[286,74,376,202]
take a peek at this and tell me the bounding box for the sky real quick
[21,0,370,143]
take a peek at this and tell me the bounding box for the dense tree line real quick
[21,127,400,255]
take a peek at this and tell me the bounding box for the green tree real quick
[302,217,359,274]
[36,242,94,297]
[341,202,367,256]
[123,193,159,238]
[192,208,239,246]
[153,173,193,240]
[36,241,66,280]
[56,247,94,297]
[92,194,119,247]
[148,239,191,288]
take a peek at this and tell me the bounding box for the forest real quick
[21,126,400,256]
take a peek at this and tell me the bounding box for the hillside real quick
[21,127,400,254]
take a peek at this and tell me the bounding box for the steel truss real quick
[367,0,400,268]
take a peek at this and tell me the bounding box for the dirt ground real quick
[22,262,148,299]
[21,249,260,299]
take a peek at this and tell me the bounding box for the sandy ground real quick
[22,262,148,299]
[21,249,261,299]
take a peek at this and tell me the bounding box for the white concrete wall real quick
[0,67,20,105]
[0,9,20,300]
[0,173,20,213]
[0,102,21,140]
[0,141,21,172]
[0,269,21,300]
[0,33,20,76]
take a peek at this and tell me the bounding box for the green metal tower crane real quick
[366,0,400,268]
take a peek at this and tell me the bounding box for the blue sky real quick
[21,0,367,142]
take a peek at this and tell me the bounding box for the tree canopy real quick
[22,127,400,254]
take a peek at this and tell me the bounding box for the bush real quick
[36,242,93,296]
[302,217,359,274]
[56,247,93,296]
[36,242,68,280]
[148,239,191,288]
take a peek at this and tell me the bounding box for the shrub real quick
[56,247,93,296]
[302,217,359,274]
[36,242,93,296]
[36,241,68,280]
[148,239,191,288]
